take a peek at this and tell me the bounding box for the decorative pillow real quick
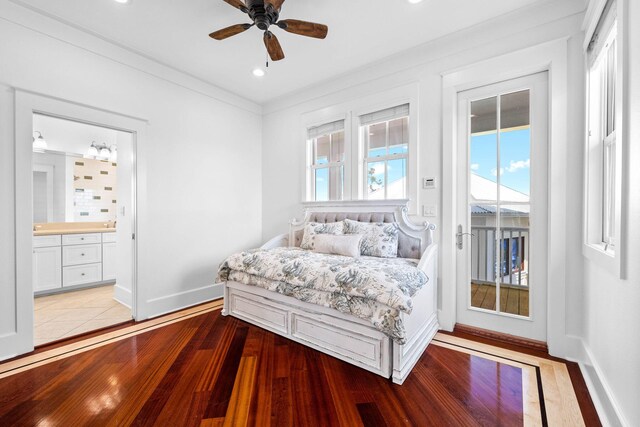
[343,218,399,258]
[300,221,345,250]
[312,234,362,258]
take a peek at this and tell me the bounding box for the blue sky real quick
[470,128,531,195]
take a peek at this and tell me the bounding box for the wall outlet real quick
[423,177,437,189]
[422,205,437,217]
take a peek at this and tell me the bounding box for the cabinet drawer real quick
[33,235,61,248]
[102,232,117,243]
[229,291,289,335]
[63,244,102,266]
[62,233,101,246]
[63,263,102,287]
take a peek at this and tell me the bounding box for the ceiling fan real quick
[209,0,328,61]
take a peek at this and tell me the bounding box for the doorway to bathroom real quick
[31,113,136,346]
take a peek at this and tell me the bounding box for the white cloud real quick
[491,159,530,176]
[470,163,480,171]
[505,159,530,173]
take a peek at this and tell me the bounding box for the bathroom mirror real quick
[32,113,120,225]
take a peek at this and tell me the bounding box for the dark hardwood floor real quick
[0,306,597,426]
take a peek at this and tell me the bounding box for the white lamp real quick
[87,142,99,156]
[100,147,111,158]
[32,131,47,151]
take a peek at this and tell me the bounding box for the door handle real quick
[456,224,475,250]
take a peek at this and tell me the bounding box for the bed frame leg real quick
[221,283,229,316]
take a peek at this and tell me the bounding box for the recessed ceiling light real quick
[407,0,423,3]
[114,0,131,4]
[252,68,265,77]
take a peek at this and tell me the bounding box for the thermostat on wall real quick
[422,177,437,189]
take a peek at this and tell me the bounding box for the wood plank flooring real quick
[471,283,530,317]
[0,302,597,426]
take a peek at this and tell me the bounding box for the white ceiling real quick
[18,0,556,104]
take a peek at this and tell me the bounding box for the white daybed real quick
[221,200,438,384]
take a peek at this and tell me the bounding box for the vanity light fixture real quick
[87,141,117,161]
[32,131,47,151]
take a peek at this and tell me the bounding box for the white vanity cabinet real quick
[102,232,117,281]
[33,231,117,294]
[33,246,63,292]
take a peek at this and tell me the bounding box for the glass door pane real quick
[469,90,531,318]
[469,96,498,313]
[499,90,530,317]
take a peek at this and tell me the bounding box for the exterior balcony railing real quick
[470,226,529,289]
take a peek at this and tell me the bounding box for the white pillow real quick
[343,218,399,258]
[300,221,345,250]
[313,234,362,258]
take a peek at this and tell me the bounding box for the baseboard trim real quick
[113,284,132,308]
[144,283,224,320]
[577,339,628,427]
[454,323,548,352]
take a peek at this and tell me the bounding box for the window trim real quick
[301,84,419,214]
[582,1,627,278]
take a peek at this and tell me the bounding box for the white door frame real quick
[10,89,147,358]
[441,38,577,358]
[455,72,548,342]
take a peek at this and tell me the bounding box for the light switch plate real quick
[422,205,437,217]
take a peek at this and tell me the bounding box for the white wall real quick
[0,0,263,341]
[262,0,586,342]
[579,1,640,425]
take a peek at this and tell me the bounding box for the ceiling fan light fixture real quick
[252,68,266,77]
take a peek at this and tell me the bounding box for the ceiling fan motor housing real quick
[246,0,279,30]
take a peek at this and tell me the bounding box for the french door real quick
[455,73,548,341]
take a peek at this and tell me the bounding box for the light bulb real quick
[100,147,111,158]
[32,137,47,151]
[88,144,99,156]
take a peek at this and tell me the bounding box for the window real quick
[360,104,410,200]
[307,120,345,201]
[586,0,618,252]
[303,89,417,210]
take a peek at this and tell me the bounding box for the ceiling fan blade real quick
[209,23,252,40]
[264,31,285,61]
[223,0,248,12]
[264,0,285,11]
[277,19,328,39]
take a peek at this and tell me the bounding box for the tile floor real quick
[34,285,132,346]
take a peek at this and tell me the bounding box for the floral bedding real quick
[217,247,428,343]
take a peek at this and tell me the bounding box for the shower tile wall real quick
[73,159,117,222]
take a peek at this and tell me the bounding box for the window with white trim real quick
[307,120,345,201]
[359,104,410,200]
[586,0,618,252]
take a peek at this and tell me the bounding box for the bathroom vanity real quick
[33,222,117,294]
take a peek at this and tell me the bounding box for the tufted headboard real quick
[289,200,436,260]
